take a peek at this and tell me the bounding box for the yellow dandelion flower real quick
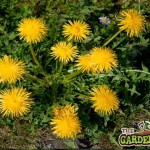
[17,18,47,43]
[50,104,81,139]
[89,47,118,73]
[62,20,91,42]
[51,41,78,63]
[118,9,145,37]
[0,87,33,118]
[75,54,92,73]
[90,85,119,115]
[0,55,26,83]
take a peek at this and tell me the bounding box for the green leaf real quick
[9,32,17,40]
[94,36,101,42]
[41,116,50,123]
[112,75,121,81]
[64,140,77,149]
[104,115,110,127]
[142,63,149,72]
[109,134,120,148]
[129,85,141,96]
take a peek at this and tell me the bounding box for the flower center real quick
[101,18,107,23]
[73,26,80,33]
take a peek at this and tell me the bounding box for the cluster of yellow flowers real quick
[0,9,145,139]
[49,9,144,139]
[0,56,33,118]
[49,85,119,139]
[76,47,118,74]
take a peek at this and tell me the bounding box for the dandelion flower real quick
[75,54,92,73]
[51,42,78,63]
[118,9,145,37]
[0,55,26,83]
[50,104,81,139]
[99,17,111,25]
[90,85,119,115]
[18,18,47,43]
[0,87,33,117]
[62,20,91,42]
[75,47,118,74]
[89,47,118,73]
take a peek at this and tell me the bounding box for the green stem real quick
[100,69,150,77]
[29,44,42,68]
[77,93,89,99]
[25,74,43,83]
[51,85,57,102]
[28,44,55,100]
[103,30,122,47]
[66,70,83,80]
[29,44,52,84]
[125,69,150,75]
[55,61,58,72]
[58,62,63,73]
[25,74,52,86]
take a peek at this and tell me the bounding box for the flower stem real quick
[138,0,141,13]
[55,61,58,72]
[29,44,42,68]
[51,84,57,102]
[25,74,44,83]
[77,93,89,99]
[29,44,52,86]
[66,70,83,80]
[58,62,63,73]
[103,30,122,47]
[125,69,150,75]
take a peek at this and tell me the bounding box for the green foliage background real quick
[0,0,150,149]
